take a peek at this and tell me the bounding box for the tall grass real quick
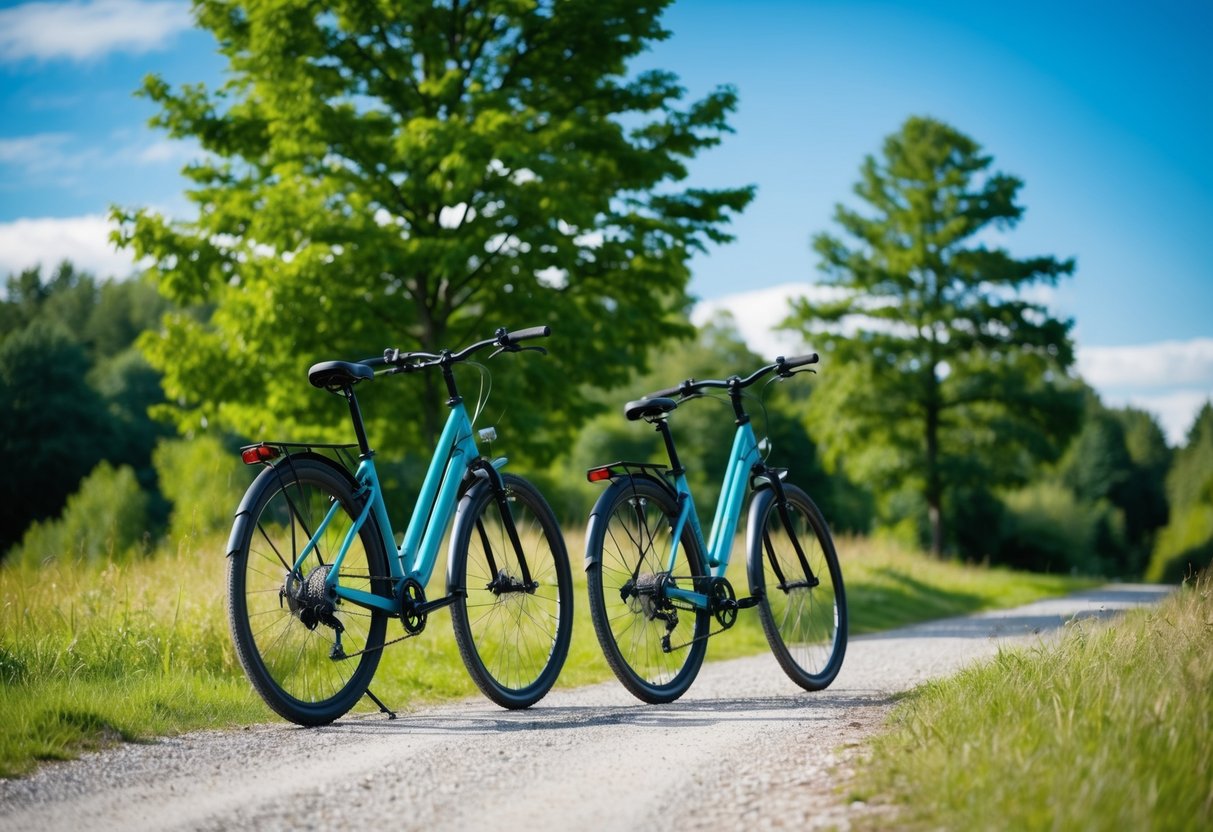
[855,574,1211,830]
[1,530,1090,778]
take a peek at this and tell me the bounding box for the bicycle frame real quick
[290,400,492,615]
[659,420,762,612]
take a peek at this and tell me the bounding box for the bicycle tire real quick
[227,457,391,725]
[450,473,573,709]
[747,483,847,690]
[586,475,709,704]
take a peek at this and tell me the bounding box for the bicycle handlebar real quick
[647,353,818,399]
[371,325,552,373]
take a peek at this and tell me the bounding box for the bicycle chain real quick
[663,624,732,653]
[316,571,423,661]
[658,575,735,652]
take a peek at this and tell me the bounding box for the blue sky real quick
[1,0,1211,443]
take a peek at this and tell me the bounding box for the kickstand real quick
[364,687,397,720]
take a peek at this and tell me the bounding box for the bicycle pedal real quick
[735,596,760,609]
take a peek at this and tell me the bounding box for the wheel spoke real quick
[229,463,389,725]
[453,477,571,708]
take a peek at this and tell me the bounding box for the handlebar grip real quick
[648,384,685,399]
[505,325,551,343]
[779,353,819,370]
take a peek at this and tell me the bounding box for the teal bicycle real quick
[585,354,846,703]
[227,326,573,725]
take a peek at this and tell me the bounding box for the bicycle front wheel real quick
[228,457,391,725]
[450,473,573,709]
[586,475,709,704]
[747,483,846,690]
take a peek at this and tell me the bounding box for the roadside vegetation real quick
[0,531,1089,778]
[3,0,1212,800]
[853,573,1212,830]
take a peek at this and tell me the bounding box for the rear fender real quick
[226,451,362,558]
[583,472,676,571]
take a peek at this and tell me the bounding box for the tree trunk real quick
[925,399,944,557]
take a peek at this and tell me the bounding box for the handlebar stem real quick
[439,352,462,407]
[728,378,750,425]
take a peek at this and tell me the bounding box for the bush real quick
[1146,502,1213,583]
[995,482,1126,575]
[10,462,149,567]
[152,435,246,553]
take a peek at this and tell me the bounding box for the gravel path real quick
[0,584,1170,832]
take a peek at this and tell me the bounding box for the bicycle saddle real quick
[624,397,678,422]
[308,360,374,390]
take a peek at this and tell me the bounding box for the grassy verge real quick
[1,531,1091,778]
[852,574,1211,830]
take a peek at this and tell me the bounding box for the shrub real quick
[152,435,246,554]
[995,481,1125,575]
[10,462,149,567]
[1145,502,1213,583]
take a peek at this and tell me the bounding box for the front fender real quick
[744,486,777,597]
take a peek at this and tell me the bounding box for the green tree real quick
[0,265,173,554]
[1148,402,1213,581]
[784,116,1081,555]
[0,323,110,553]
[1,261,94,339]
[114,0,752,458]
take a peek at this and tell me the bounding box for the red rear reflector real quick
[241,445,281,465]
[587,467,613,483]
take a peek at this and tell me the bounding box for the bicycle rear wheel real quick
[450,473,573,709]
[748,483,846,690]
[228,457,390,725]
[586,475,709,704]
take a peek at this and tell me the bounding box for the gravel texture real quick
[0,584,1170,832]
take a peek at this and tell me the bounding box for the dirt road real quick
[0,584,1170,832]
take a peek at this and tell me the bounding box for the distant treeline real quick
[2,261,1210,581]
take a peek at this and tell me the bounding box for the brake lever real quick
[488,344,547,359]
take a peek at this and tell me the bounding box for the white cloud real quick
[0,133,72,164]
[693,283,808,360]
[0,132,89,175]
[135,139,196,166]
[1104,390,1213,447]
[694,284,1213,447]
[0,0,193,63]
[1076,339,1213,389]
[0,215,139,279]
[692,281,857,360]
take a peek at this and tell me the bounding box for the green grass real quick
[0,530,1090,778]
[853,574,1212,831]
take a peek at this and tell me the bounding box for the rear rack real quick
[240,441,361,474]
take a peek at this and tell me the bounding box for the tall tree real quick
[784,116,1081,555]
[0,323,110,554]
[113,0,752,455]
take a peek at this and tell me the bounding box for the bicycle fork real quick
[759,471,820,592]
[468,459,539,597]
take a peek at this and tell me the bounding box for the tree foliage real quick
[1148,402,1213,581]
[0,263,171,555]
[9,462,150,567]
[113,0,752,457]
[783,116,1081,555]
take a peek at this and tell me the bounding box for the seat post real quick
[344,387,374,458]
[654,419,684,477]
